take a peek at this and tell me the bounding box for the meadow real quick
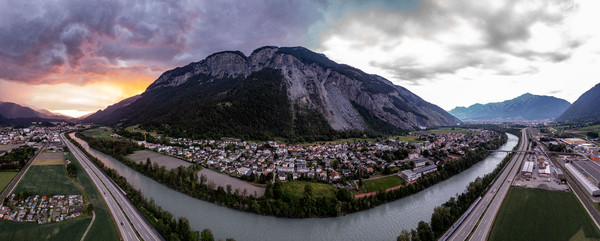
[489,187,600,241]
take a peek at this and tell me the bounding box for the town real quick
[0,194,85,224]
[126,128,501,185]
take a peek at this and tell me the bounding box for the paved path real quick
[80,211,96,241]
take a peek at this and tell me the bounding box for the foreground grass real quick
[489,187,600,241]
[12,165,81,196]
[362,175,405,193]
[66,152,120,241]
[281,181,336,199]
[0,217,91,241]
[0,171,17,193]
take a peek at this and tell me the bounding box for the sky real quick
[1,0,599,117]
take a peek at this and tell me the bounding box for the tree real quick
[397,230,411,241]
[417,221,434,241]
[336,188,352,202]
[200,229,214,241]
[66,162,77,178]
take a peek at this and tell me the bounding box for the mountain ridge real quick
[0,102,72,120]
[449,93,570,121]
[556,83,600,122]
[84,46,461,139]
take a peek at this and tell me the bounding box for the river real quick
[71,133,517,241]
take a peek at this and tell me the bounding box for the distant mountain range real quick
[449,93,571,121]
[557,83,600,123]
[84,46,461,139]
[0,101,72,125]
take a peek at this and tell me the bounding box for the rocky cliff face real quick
[85,46,461,137]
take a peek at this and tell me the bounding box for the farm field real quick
[126,124,159,137]
[12,165,81,196]
[127,150,191,170]
[199,168,265,197]
[489,187,600,241]
[416,127,479,135]
[0,171,18,193]
[32,152,65,165]
[81,127,116,140]
[281,181,336,199]
[361,175,405,193]
[0,217,91,241]
[0,144,22,151]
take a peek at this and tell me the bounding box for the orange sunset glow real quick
[0,66,162,117]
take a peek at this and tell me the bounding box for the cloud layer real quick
[318,0,580,85]
[0,0,326,84]
[1,0,598,115]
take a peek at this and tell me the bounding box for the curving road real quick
[62,133,163,241]
[447,128,528,241]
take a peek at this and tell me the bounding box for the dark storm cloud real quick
[0,0,327,84]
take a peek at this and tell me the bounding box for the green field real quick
[0,217,91,241]
[12,165,81,196]
[362,175,406,193]
[82,127,116,140]
[416,127,479,135]
[126,124,159,137]
[489,187,600,241]
[576,125,600,131]
[390,135,420,142]
[0,151,119,241]
[0,171,18,193]
[281,181,337,199]
[66,152,120,241]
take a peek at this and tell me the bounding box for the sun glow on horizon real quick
[52,109,95,118]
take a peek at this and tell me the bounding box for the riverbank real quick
[68,131,518,240]
[74,130,508,218]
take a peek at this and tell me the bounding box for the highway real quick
[0,143,47,201]
[62,133,163,241]
[448,128,528,241]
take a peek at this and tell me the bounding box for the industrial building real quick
[399,165,438,182]
[566,163,600,196]
[553,168,564,179]
[521,161,534,177]
[399,170,420,182]
[571,161,600,187]
[538,163,551,178]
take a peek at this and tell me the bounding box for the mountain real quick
[449,93,571,121]
[84,46,461,139]
[36,108,72,120]
[556,83,600,122]
[0,114,7,125]
[0,101,71,120]
[83,95,141,123]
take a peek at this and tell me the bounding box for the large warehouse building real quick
[572,161,600,187]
